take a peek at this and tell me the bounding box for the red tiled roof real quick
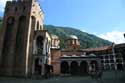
[82,45,112,51]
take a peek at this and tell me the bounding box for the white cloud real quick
[99,31,125,44]
[81,29,87,32]
[0,0,12,12]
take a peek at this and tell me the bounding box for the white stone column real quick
[78,61,81,66]
[68,61,71,74]
[68,61,71,66]
[87,60,91,73]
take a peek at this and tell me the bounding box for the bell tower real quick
[0,0,44,77]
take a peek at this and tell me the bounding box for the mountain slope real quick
[44,25,112,48]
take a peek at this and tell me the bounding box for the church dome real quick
[69,35,78,39]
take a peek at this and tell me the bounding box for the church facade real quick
[0,0,125,77]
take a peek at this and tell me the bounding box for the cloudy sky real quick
[0,0,125,44]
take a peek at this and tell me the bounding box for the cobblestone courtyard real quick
[0,71,125,83]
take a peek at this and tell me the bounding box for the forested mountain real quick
[44,25,112,48]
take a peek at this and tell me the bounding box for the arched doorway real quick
[70,61,79,75]
[117,64,123,70]
[34,58,42,75]
[90,60,98,71]
[61,61,69,74]
[80,61,88,75]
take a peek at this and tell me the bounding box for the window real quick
[37,21,39,30]
[100,56,103,59]
[32,4,35,7]
[101,60,104,63]
[105,60,109,63]
[5,8,9,13]
[110,59,114,63]
[105,55,109,59]
[36,36,44,54]
[23,6,26,12]
[110,55,114,59]
[15,7,18,12]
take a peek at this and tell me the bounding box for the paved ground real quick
[0,71,125,83]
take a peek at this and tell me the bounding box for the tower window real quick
[5,8,9,13]
[36,36,44,54]
[37,21,39,30]
[23,6,26,12]
[33,4,35,7]
[15,7,18,12]
[40,25,42,30]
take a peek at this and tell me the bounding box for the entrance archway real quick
[117,64,123,70]
[61,61,69,74]
[90,60,98,71]
[34,58,42,75]
[70,61,79,75]
[80,61,88,75]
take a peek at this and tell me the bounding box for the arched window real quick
[23,6,26,12]
[40,25,42,30]
[30,16,36,38]
[36,36,43,54]
[36,21,39,30]
[15,7,18,12]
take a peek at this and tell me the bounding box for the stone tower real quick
[66,35,80,49]
[0,0,44,77]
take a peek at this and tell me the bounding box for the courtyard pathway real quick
[0,71,125,83]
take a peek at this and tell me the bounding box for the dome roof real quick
[69,35,78,39]
[89,53,96,57]
[51,34,59,39]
